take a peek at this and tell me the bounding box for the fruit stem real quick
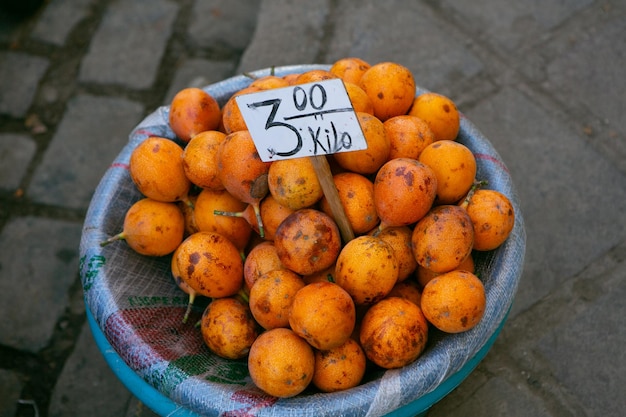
[374,221,390,236]
[182,195,194,209]
[252,202,265,239]
[99,232,126,247]
[237,288,250,304]
[214,209,244,218]
[459,180,488,210]
[182,291,196,324]
[215,207,265,239]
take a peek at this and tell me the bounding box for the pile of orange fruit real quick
[101,57,515,398]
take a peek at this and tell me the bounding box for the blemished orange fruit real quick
[256,194,295,241]
[419,140,477,204]
[221,86,260,134]
[360,297,429,369]
[343,81,375,115]
[359,61,416,121]
[129,137,191,203]
[101,198,185,256]
[294,69,338,85]
[332,112,390,175]
[420,270,486,333]
[411,205,474,274]
[249,268,305,330]
[274,209,342,276]
[169,87,221,142]
[268,157,324,210]
[243,241,288,290]
[373,158,437,227]
[416,252,475,288]
[289,281,356,350]
[312,338,367,393]
[173,231,243,298]
[194,188,252,252]
[461,188,515,251]
[384,115,435,160]
[249,75,290,90]
[408,92,460,141]
[217,130,271,238]
[335,235,398,305]
[200,297,260,360]
[386,279,423,307]
[320,172,379,235]
[248,327,315,398]
[374,226,417,282]
[330,57,371,85]
[182,130,226,190]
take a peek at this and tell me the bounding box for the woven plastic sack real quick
[79,65,526,417]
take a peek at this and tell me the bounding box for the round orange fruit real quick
[360,297,429,369]
[420,270,486,333]
[248,328,315,398]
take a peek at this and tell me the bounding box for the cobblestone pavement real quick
[1,1,625,416]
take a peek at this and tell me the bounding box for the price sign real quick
[235,78,368,162]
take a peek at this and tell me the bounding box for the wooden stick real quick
[310,155,355,243]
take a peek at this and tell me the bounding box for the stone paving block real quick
[0,51,49,117]
[494,240,626,417]
[49,322,132,417]
[0,133,36,191]
[163,58,236,105]
[188,0,261,52]
[512,4,626,174]
[325,1,483,95]
[0,369,23,417]
[442,0,593,52]
[544,13,626,169]
[544,8,626,129]
[237,0,330,73]
[124,397,161,417]
[464,86,626,316]
[0,216,82,352]
[534,264,626,417]
[79,0,178,89]
[31,0,95,46]
[428,375,551,417]
[27,94,144,210]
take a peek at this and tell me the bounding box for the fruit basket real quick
[79,64,526,417]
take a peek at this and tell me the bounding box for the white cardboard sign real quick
[235,78,368,162]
